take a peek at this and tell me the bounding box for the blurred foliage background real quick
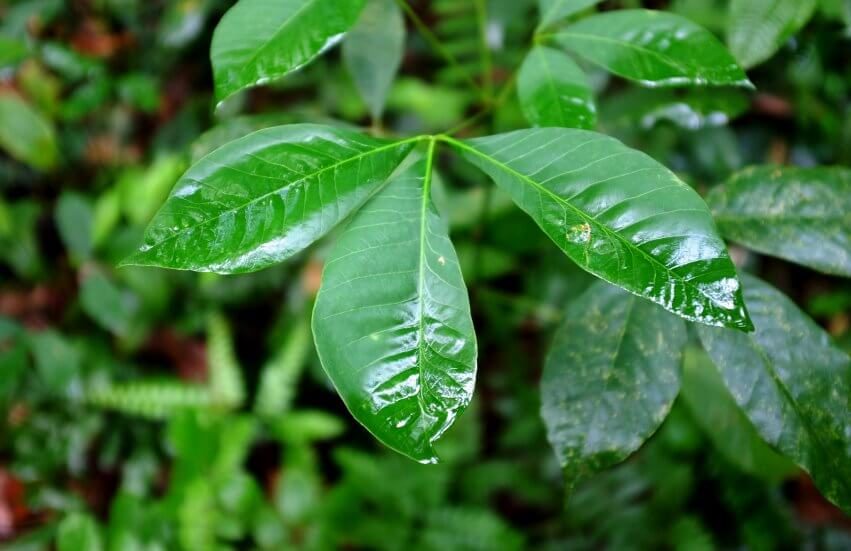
[1,0,850,549]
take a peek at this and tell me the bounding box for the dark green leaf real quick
[123,125,417,273]
[0,93,58,170]
[517,46,596,129]
[537,0,603,30]
[600,87,749,131]
[541,280,685,490]
[681,347,796,482]
[343,0,405,120]
[546,10,752,88]
[728,0,816,69]
[443,129,752,330]
[55,192,93,264]
[210,0,366,104]
[707,166,851,277]
[313,153,477,463]
[697,274,851,512]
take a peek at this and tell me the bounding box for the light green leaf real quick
[707,166,851,277]
[55,192,93,264]
[697,274,851,513]
[546,10,752,88]
[342,0,405,120]
[681,347,796,482]
[57,513,102,551]
[443,129,752,331]
[541,280,685,490]
[517,46,596,129]
[313,151,477,463]
[728,0,817,69]
[207,312,245,409]
[87,381,213,420]
[0,34,29,67]
[80,272,139,336]
[210,0,365,104]
[254,311,312,417]
[122,125,418,273]
[537,0,603,30]
[0,93,58,170]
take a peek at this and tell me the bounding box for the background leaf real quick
[707,166,851,277]
[517,46,596,129]
[210,0,366,104]
[0,93,58,170]
[727,0,817,69]
[537,0,603,30]
[547,10,751,88]
[342,0,405,120]
[697,274,851,513]
[123,125,417,273]
[541,280,686,490]
[443,129,752,331]
[313,156,477,463]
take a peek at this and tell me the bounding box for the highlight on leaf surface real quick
[441,129,753,331]
[122,124,417,273]
[313,152,477,464]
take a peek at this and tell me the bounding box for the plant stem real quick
[473,0,493,102]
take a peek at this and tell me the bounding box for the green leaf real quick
[122,125,418,273]
[207,312,245,409]
[254,311,312,417]
[541,280,685,490]
[728,0,817,69]
[537,0,603,30]
[707,166,851,277]
[696,274,851,513]
[517,46,596,129]
[313,151,477,463]
[342,0,405,120]
[600,87,749,131]
[57,513,102,551]
[681,347,796,482]
[443,129,752,331]
[87,381,213,420]
[546,10,752,88]
[55,192,93,264]
[80,272,139,336]
[0,34,29,67]
[0,93,58,170]
[210,0,366,104]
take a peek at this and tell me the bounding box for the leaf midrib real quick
[415,139,438,413]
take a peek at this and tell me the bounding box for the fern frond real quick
[86,381,212,420]
[207,311,245,409]
[254,312,311,418]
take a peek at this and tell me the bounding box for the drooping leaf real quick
[313,154,477,463]
[443,129,752,330]
[706,166,851,277]
[546,10,752,88]
[0,93,58,170]
[727,0,817,69]
[697,274,851,512]
[541,280,686,490]
[122,125,418,273]
[342,0,405,120]
[517,46,596,129]
[681,347,797,482]
[537,0,603,30]
[210,0,365,104]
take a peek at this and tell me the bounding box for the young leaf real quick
[210,0,366,104]
[707,166,851,277]
[442,129,752,331]
[342,0,405,120]
[0,93,58,170]
[537,0,603,30]
[541,280,686,491]
[313,150,477,464]
[122,125,418,273]
[517,46,596,129]
[545,10,752,88]
[727,0,816,69]
[697,274,851,513]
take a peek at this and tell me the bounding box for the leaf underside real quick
[313,156,477,463]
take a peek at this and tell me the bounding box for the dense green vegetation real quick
[1,0,850,549]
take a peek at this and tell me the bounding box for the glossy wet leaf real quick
[123,125,417,273]
[313,157,477,463]
[681,347,796,482]
[697,274,851,513]
[0,93,58,170]
[541,281,685,490]
[537,0,603,30]
[728,0,816,69]
[343,0,405,120]
[210,0,365,104]
[707,166,851,277]
[443,129,752,330]
[546,10,751,88]
[517,46,596,129]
